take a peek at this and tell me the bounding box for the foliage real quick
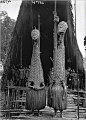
[84,36,86,46]
[1,11,16,62]
[0,11,8,19]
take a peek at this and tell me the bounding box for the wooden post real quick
[53,0,59,75]
[38,15,40,50]
[0,69,1,116]
[74,0,79,118]
[77,76,79,119]
[85,47,86,94]
[83,47,86,107]
[7,81,10,109]
[84,69,86,105]
[53,0,58,68]
[20,36,22,68]
[0,16,1,61]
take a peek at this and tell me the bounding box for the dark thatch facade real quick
[3,1,84,86]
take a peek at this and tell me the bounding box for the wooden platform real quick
[0,106,86,120]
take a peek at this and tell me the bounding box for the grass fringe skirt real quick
[26,87,46,110]
[48,85,67,111]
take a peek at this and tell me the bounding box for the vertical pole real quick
[75,0,79,118]
[54,0,57,51]
[38,15,40,50]
[31,1,33,29]
[0,68,1,115]
[53,0,58,70]
[0,14,1,111]
[84,47,86,107]
[0,17,1,61]
[85,67,86,98]
[85,47,86,93]
[20,36,22,68]
[77,75,79,119]
[7,81,10,109]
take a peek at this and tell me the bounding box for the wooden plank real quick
[11,99,26,102]
[70,89,86,94]
[73,96,86,100]
[0,109,23,112]
[0,109,31,112]
[67,106,86,110]
[8,85,30,90]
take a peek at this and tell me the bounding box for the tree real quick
[0,11,8,19]
[1,11,16,62]
[84,36,86,47]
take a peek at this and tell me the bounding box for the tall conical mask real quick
[56,21,68,83]
[26,26,46,112]
[48,20,68,117]
[28,28,45,89]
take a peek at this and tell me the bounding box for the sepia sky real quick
[1,0,86,58]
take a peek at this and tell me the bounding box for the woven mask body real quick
[28,29,45,89]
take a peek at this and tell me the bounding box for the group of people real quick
[66,68,84,90]
[10,66,30,86]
